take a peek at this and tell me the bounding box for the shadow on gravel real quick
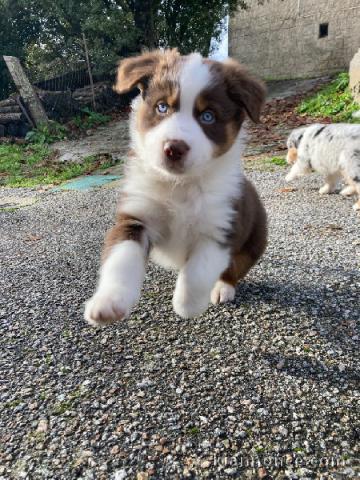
[263,352,360,388]
[235,279,358,347]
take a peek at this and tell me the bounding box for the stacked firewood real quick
[0,97,30,137]
[0,80,135,137]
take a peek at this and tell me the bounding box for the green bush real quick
[297,73,360,122]
[25,121,68,144]
[73,108,110,130]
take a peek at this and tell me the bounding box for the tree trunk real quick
[3,56,48,126]
[131,0,157,49]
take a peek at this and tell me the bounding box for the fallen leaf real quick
[24,234,43,242]
[326,224,343,231]
[278,187,298,193]
[258,467,268,479]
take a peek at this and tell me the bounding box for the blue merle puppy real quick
[285,123,360,211]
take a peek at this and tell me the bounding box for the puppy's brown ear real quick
[114,51,162,94]
[224,59,266,123]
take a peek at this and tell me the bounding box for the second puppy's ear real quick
[114,51,162,95]
[223,59,266,123]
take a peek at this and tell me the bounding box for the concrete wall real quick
[229,0,360,79]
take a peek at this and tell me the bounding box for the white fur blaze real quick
[211,280,235,305]
[84,241,145,326]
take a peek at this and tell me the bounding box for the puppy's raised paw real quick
[84,291,131,327]
[211,280,235,305]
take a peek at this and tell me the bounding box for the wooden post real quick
[3,56,48,126]
[82,33,96,111]
[16,95,35,128]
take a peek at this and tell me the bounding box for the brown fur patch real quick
[221,252,255,286]
[287,147,298,165]
[206,59,266,123]
[137,81,180,134]
[222,59,266,123]
[102,213,146,261]
[221,178,267,286]
[114,50,180,94]
[194,83,245,157]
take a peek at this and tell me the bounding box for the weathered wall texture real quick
[229,0,360,79]
[350,48,360,103]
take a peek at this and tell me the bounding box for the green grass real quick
[0,144,112,187]
[297,72,360,122]
[267,156,287,166]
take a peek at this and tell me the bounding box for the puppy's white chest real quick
[151,188,211,269]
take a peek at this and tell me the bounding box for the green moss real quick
[187,426,200,436]
[27,431,46,443]
[52,400,72,415]
[297,73,360,122]
[0,145,117,187]
[51,388,84,415]
[3,399,21,408]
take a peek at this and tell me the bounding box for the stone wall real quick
[229,0,360,79]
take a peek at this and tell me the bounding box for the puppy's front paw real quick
[84,290,133,327]
[319,184,332,195]
[211,280,235,305]
[172,287,209,319]
[285,173,294,182]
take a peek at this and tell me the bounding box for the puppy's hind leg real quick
[319,173,340,195]
[339,148,360,206]
[285,160,308,182]
[340,184,356,196]
[211,251,254,305]
[212,210,267,305]
[352,183,360,211]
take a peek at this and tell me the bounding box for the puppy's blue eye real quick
[157,102,169,114]
[200,110,215,124]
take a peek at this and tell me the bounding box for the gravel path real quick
[0,171,359,480]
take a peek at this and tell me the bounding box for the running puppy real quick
[85,49,267,326]
[285,123,360,211]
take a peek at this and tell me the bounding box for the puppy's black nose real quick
[164,140,189,162]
